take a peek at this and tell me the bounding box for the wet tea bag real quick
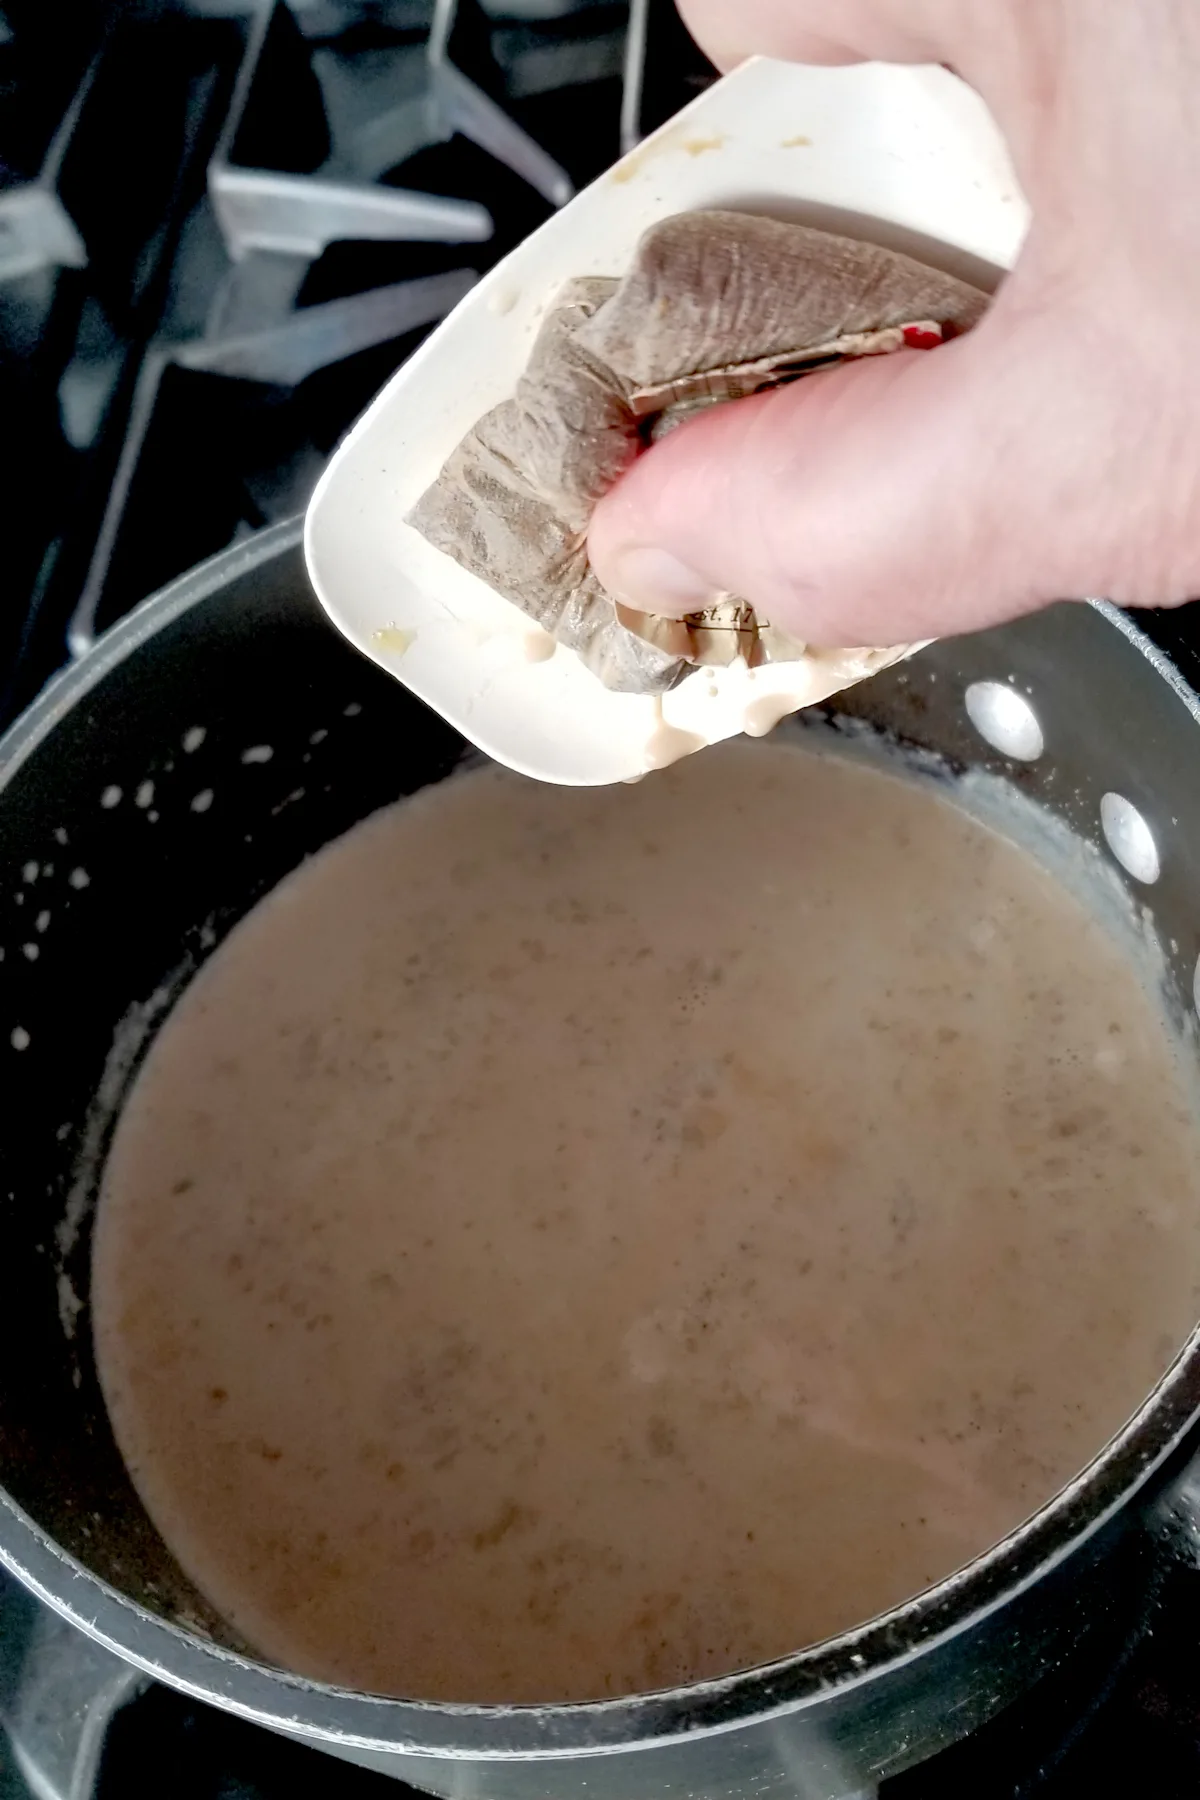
[409,210,987,696]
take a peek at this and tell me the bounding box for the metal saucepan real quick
[4,518,1200,1799]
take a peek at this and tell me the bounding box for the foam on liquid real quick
[92,738,1200,1702]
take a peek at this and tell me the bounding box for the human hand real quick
[588,1,1200,646]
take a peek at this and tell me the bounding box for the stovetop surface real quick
[5,4,1200,1797]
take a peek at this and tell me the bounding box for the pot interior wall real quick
[2,529,1200,1664]
[0,537,466,1644]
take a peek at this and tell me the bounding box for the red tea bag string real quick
[629,320,947,419]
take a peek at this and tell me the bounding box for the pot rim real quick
[2,520,1199,1760]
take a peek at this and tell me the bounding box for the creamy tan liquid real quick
[92,740,1200,1703]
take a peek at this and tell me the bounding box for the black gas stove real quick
[0,0,712,729]
[5,4,1200,1796]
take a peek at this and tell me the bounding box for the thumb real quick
[586,301,1128,648]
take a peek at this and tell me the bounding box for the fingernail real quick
[607,546,720,618]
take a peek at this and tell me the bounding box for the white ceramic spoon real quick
[304,55,1027,786]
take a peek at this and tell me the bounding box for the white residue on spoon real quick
[520,626,557,663]
[373,626,416,657]
[465,624,558,667]
[643,697,707,771]
[742,690,803,739]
